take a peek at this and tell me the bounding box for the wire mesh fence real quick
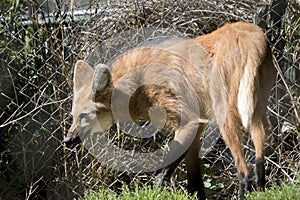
[0,0,299,199]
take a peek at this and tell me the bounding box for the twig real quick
[267,106,292,123]
[1,102,24,125]
[35,85,48,109]
[0,98,70,128]
[273,55,299,123]
[25,176,44,200]
[265,156,294,182]
[7,67,19,105]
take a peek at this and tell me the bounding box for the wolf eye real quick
[78,113,89,120]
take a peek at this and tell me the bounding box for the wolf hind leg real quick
[220,114,250,199]
[250,113,267,191]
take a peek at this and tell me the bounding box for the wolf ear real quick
[73,60,94,91]
[92,64,112,100]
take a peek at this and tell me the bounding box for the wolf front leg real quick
[157,120,207,200]
[185,125,206,200]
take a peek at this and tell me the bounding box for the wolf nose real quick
[62,135,72,143]
[62,133,81,145]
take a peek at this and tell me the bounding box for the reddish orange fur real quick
[66,22,276,199]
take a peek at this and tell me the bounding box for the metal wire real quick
[0,0,299,199]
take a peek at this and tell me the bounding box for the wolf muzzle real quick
[62,134,81,145]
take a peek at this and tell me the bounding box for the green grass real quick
[83,185,196,200]
[84,175,300,200]
[247,175,300,200]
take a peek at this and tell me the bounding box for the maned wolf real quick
[63,22,276,199]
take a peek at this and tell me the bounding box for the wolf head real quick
[63,60,114,143]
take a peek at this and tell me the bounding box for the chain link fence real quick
[0,0,299,199]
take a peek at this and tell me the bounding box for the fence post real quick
[268,0,287,67]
